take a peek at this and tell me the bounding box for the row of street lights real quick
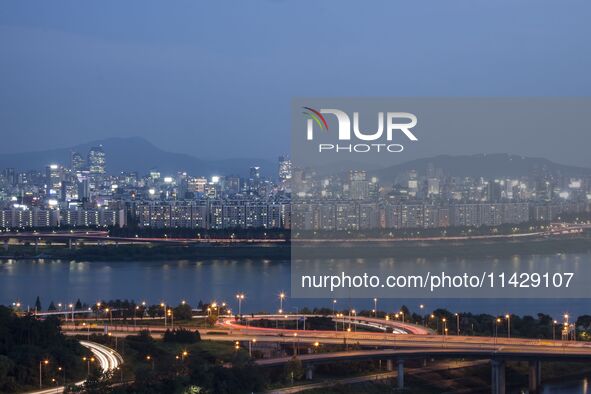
[38,357,93,389]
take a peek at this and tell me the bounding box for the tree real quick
[83,368,113,394]
[174,303,193,321]
[399,305,411,318]
[0,306,86,392]
[182,386,203,394]
[35,296,42,312]
[48,301,56,311]
[163,328,200,344]
[205,314,217,327]
[0,355,16,392]
[75,299,83,309]
[283,356,304,384]
[576,315,591,329]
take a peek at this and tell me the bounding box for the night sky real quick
[1,1,590,162]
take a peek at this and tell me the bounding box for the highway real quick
[60,318,591,393]
[1,222,586,246]
[62,317,591,360]
[0,230,287,245]
[219,314,432,335]
[256,345,591,367]
[25,341,122,394]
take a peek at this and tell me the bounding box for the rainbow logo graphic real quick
[302,107,329,130]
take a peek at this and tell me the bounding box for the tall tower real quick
[71,151,85,171]
[88,145,106,174]
[278,156,292,181]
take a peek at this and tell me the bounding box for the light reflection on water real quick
[1,255,591,317]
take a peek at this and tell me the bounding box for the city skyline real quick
[2,141,591,231]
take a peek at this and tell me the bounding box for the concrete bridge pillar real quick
[3,239,8,251]
[68,238,72,249]
[397,359,404,390]
[305,365,314,380]
[386,359,393,371]
[491,359,506,394]
[528,360,541,393]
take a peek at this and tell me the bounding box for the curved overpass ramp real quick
[25,341,122,394]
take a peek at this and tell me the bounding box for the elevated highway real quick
[25,341,122,394]
[63,316,591,394]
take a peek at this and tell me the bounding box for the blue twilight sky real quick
[0,1,590,160]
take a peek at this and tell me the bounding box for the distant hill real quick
[373,154,591,181]
[0,137,275,178]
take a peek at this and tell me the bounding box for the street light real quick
[160,302,167,328]
[146,355,154,371]
[505,314,511,338]
[373,298,378,317]
[105,307,113,326]
[279,292,285,314]
[553,320,558,340]
[332,299,337,316]
[39,359,49,388]
[82,356,95,375]
[495,318,501,338]
[455,313,460,336]
[69,303,74,322]
[107,332,118,350]
[82,322,90,340]
[420,304,425,325]
[249,339,256,357]
[236,293,245,317]
[58,366,65,387]
[167,308,174,330]
[442,318,447,335]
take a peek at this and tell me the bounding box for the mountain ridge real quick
[373,153,591,181]
[1,139,589,180]
[0,137,276,178]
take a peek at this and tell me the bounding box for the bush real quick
[163,328,201,344]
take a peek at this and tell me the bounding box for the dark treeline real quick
[118,330,265,394]
[0,306,87,393]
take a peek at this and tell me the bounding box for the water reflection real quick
[1,256,591,317]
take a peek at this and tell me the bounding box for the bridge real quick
[0,230,286,246]
[61,314,591,394]
[1,222,586,248]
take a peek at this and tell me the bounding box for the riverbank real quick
[0,235,590,261]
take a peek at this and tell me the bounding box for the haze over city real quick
[2,1,591,165]
[3,2,591,394]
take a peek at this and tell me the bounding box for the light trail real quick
[25,341,122,394]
